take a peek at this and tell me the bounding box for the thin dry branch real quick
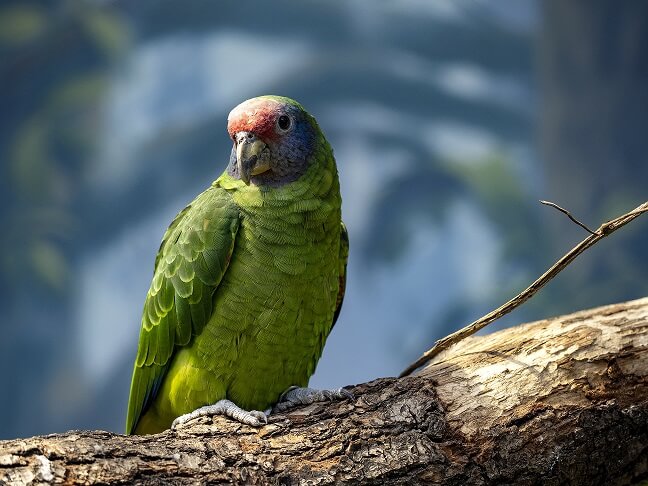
[400,199,648,377]
[539,200,597,235]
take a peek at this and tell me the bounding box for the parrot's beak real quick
[235,132,269,185]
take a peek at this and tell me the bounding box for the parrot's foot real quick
[171,399,268,429]
[273,386,354,413]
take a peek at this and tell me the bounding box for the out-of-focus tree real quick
[540,0,648,311]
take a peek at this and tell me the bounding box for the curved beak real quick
[235,132,269,185]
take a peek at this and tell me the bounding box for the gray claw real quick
[171,399,268,429]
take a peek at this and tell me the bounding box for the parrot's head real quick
[227,96,320,186]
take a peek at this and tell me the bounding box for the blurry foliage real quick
[30,240,69,291]
[368,150,559,337]
[0,5,47,46]
[363,159,467,262]
[448,155,544,263]
[1,0,128,293]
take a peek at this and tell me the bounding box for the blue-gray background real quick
[2,0,647,439]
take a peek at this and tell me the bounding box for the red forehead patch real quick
[227,98,282,141]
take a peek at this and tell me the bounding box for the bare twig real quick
[539,200,597,235]
[400,200,648,377]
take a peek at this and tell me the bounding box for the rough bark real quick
[1,298,647,485]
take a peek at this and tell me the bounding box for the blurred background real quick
[2,0,647,439]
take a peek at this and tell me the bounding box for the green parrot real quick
[126,96,349,435]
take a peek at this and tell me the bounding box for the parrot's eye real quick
[277,115,291,131]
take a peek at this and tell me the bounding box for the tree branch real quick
[400,200,648,378]
[1,298,647,485]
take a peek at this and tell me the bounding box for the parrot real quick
[125,95,349,435]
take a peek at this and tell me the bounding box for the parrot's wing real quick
[331,222,349,329]
[125,186,240,434]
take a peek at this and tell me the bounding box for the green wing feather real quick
[332,222,348,328]
[125,186,240,434]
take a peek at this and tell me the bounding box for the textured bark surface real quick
[1,298,647,485]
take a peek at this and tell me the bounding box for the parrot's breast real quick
[162,162,342,417]
[210,202,340,410]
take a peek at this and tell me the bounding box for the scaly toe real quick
[273,386,353,413]
[171,400,269,429]
[246,410,269,426]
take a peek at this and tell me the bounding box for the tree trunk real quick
[538,0,648,313]
[540,0,648,219]
[1,298,647,485]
